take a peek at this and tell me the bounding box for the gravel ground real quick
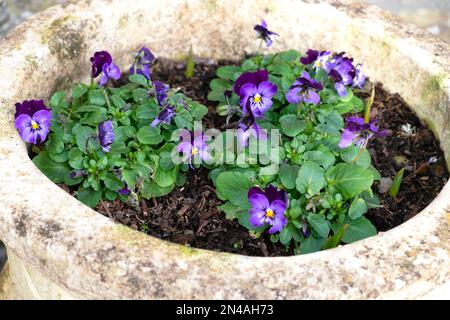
[0,0,449,273]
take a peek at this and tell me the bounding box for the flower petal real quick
[249,210,267,227]
[258,81,277,98]
[338,129,358,148]
[248,193,269,212]
[286,87,302,104]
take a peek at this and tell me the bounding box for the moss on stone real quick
[41,16,73,45]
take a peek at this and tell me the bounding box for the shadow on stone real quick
[0,241,6,273]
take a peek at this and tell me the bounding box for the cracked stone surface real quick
[0,0,449,299]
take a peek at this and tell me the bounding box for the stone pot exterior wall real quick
[0,0,449,299]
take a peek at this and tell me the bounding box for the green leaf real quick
[189,102,209,120]
[301,236,326,254]
[279,163,299,189]
[159,152,175,171]
[32,151,70,184]
[296,161,325,195]
[77,188,102,208]
[215,172,253,208]
[46,134,64,154]
[218,201,244,220]
[348,198,368,220]
[306,213,330,238]
[207,90,227,103]
[341,217,377,243]
[279,227,293,245]
[216,66,241,80]
[72,125,97,154]
[88,90,106,106]
[185,45,195,78]
[326,163,374,199]
[209,78,230,91]
[141,181,174,198]
[304,150,335,169]
[268,61,292,76]
[279,114,306,137]
[122,169,138,189]
[110,95,126,109]
[340,146,371,168]
[389,168,404,198]
[155,167,175,187]
[136,126,164,145]
[50,91,66,108]
[322,224,349,250]
[129,74,149,86]
[132,88,149,103]
[72,84,89,99]
[104,173,124,191]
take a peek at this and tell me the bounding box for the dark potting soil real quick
[94,58,449,256]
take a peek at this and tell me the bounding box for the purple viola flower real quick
[98,120,115,152]
[352,64,366,89]
[130,47,155,80]
[99,62,121,86]
[338,116,387,149]
[300,49,331,70]
[15,107,52,144]
[153,80,170,106]
[248,184,288,234]
[118,183,131,196]
[233,70,269,96]
[176,130,212,165]
[327,53,356,97]
[14,99,49,118]
[286,71,323,105]
[151,106,175,127]
[70,170,87,179]
[239,79,277,118]
[90,51,112,78]
[236,122,267,147]
[254,20,279,47]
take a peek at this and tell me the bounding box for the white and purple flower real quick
[14,100,52,144]
[254,20,279,47]
[248,184,288,234]
[236,122,267,147]
[300,49,331,70]
[153,80,170,106]
[235,70,277,118]
[176,130,212,166]
[130,47,155,80]
[286,71,323,105]
[98,120,115,152]
[338,116,387,149]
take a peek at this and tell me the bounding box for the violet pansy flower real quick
[118,183,131,196]
[90,51,112,78]
[300,49,331,70]
[254,20,279,47]
[326,53,356,97]
[98,120,115,152]
[235,70,277,118]
[90,51,121,86]
[15,108,52,144]
[286,71,323,105]
[236,122,267,147]
[153,80,170,106]
[176,131,212,166]
[130,47,155,80]
[352,64,366,89]
[14,99,49,118]
[248,184,288,234]
[151,106,175,127]
[99,62,121,86]
[338,116,387,149]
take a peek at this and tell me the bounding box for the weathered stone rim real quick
[0,0,449,299]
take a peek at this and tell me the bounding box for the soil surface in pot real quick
[94,58,449,256]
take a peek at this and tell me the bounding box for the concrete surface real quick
[0,0,449,299]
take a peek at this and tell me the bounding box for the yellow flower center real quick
[253,93,262,103]
[316,61,322,68]
[31,120,40,130]
[191,147,198,156]
[265,208,274,219]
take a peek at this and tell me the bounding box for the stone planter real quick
[0,0,449,300]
